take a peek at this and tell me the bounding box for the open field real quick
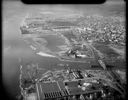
[92,43,122,58]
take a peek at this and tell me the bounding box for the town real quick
[21,15,125,46]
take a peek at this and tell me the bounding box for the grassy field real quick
[92,43,120,58]
[61,31,78,43]
[46,20,77,26]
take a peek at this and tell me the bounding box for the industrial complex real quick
[19,63,126,100]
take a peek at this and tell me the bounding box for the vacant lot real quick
[92,43,120,58]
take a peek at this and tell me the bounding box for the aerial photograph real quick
[3,0,126,100]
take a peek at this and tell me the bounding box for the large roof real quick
[36,81,69,99]
[65,80,101,95]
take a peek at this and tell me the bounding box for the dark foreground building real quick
[35,80,102,100]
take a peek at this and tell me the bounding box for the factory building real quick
[36,81,69,100]
[35,79,102,100]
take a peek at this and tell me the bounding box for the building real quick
[35,79,102,100]
[36,81,69,100]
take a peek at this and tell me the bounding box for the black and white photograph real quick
[3,0,126,100]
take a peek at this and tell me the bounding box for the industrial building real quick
[35,79,102,100]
